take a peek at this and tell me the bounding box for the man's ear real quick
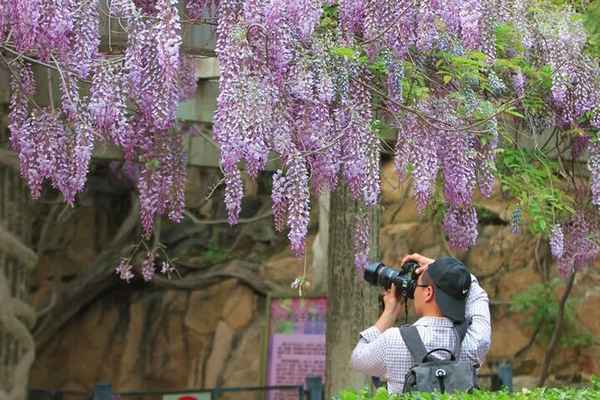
[425,287,435,303]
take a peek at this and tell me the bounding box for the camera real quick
[364,261,420,299]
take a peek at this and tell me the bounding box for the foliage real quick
[199,241,231,266]
[583,0,600,58]
[510,279,596,348]
[496,148,574,236]
[334,381,600,400]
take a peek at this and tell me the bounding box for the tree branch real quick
[152,259,280,295]
[183,209,273,225]
[361,1,414,45]
[109,193,140,248]
[33,248,122,350]
[514,320,542,359]
[537,271,576,387]
[0,223,38,270]
[0,148,19,171]
[0,270,36,400]
[34,194,141,349]
[36,202,62,255]
[356,75,523,134]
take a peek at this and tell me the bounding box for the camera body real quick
[364,261,420,299]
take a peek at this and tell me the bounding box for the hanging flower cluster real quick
[3,0,600,277]
[2,0,197,235]
[552,212,599,278]
[213,0,380,259]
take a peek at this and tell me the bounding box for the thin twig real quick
[108,0,113,51]
[0,51,43,111]
[1,45,100,84]
[514,321,542,359]
[356,75,523,134]
[51,54,74,106]
[540,127,558,153]
[205,176,225,200]
[361,2,414,45]
[555,127,577,190]
[183,209,273,225]
[47,68,55,112]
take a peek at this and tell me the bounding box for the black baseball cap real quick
[426,256,471,322]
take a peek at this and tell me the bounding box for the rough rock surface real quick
[29,161,600,393]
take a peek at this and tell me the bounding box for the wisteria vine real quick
[2,0,600,279]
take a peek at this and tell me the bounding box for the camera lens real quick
[364,262,383,286]
[363,261,418,298]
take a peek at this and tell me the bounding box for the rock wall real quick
[379,162,600,388]
[32,280,263,397]
[29,161,600,394]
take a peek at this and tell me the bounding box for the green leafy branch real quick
[510,279,596,349]
[496,148,574,235]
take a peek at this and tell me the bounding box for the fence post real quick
[497,361,513,392]
[306,377,323,400]
[93,384,113,400]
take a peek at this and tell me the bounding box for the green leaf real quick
[145,159,160,170]
[331,47,358,59]
[504,108,525,119]
[443,74,452,84]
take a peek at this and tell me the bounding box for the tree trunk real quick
[0,142,35,399]
[325,184,380,398]
[311,192,330,294]
[537,271,576,387]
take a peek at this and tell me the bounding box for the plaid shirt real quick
[351,275,491,394]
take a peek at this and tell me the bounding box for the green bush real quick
[335,379,600,400]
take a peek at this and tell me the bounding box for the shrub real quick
[335,379,600,400]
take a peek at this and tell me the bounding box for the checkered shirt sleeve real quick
[351,274,491,394]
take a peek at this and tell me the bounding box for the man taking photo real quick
[351,253,491,393]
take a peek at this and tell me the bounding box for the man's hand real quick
[375,283,402,332]
[401,253,435,275]
[382,283,401,315]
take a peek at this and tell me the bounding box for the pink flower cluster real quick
[115,253,176,283]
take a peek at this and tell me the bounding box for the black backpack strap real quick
[400,326,428,364]
[452,320,469,357]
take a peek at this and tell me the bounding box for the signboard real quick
[162,393,211,400]
[266,297,327,400]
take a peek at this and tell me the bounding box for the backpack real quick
[400,323,479,394]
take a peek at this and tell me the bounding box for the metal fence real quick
[116,384,307,400]
[29,365,513,400]
[29,377,324,400]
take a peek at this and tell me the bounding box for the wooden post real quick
[93,384,113,400]
[306,376,323,400]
